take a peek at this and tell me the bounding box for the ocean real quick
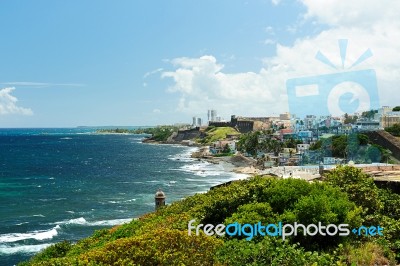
[0,128,247,266]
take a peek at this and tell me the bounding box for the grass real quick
[200,127,240,144]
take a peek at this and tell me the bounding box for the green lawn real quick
[200,127,240,144]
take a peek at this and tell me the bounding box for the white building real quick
[207,110,217,122]
[297,144,310,153]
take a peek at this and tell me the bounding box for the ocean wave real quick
[0,243,52,255]
[89,218,132,226]
[124,198,136,203]
[59,137,72,140]
[128,137,144,141]
[179,162,211,171]
[0,225,60,243]
[54,217,132,227]
[175,161,226,177]
[168,147,198,162]
[193,170,223,177]
[54,217,86,225]
[15,222,29,226]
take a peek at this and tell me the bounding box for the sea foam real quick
[0,225,60,243]
[0,243,52,255]
[54,217,132,227]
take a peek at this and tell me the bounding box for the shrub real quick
[325,166,383,215]
[216,238,337,266]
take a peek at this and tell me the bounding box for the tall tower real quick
[155,189,166,210]
[211,110,217,122]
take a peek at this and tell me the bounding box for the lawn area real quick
[200,127,240,144]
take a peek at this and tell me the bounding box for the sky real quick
[0,0,399,127]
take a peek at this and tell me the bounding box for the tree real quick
[310,140,322,150]
[269,139,284,156]
[325,166,383,215]
[344,113,358,124]
[361,109,378,119]
[393,106,400,112]
[385,123,400,136]
[332,135,348,158]
[222,144,231,154]
[284,138,301,148]
[236,132,259,157]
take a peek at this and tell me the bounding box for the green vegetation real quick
[386,123,400,137]
[393,106,400,112]
[97,126,183,142]
[199,127,240,145]
[361,109,378,119]
[145,126,179,142]
[310,133,390,163]
[96,128,138,134]
[21,166,400,265]
[236,131,300,158]
[343,113,358,124]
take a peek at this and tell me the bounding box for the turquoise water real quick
[0,128,246,265]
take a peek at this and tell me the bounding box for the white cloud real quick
[0,87,33,115]
[302,0,400,27]
[162,56,286,118]
[162,1,400,118]
[271,0,281,6]
[264,39,276,45]
[143,68,164,78]
[152,108,161,113]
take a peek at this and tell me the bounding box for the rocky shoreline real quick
[189,145,262,176]
[142,136,261,176]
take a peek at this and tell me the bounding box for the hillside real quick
[21,166,400,265]
[199,127,240,145]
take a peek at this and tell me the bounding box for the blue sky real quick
[0,0,398,127]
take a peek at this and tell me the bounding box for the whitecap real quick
[168,147,198,162]
[15,222,29,226]
[53,217,132,227]
[194,170,223,177]
[0,243,52,255]
[54,217,87,225]
[0,225,60,243]
[124,199,136,203]
[87,218,132,226]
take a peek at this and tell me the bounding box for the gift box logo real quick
[286,39,380,118]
